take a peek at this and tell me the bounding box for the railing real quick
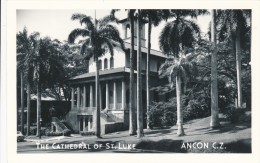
[107,103,128,110]
[77,107,96,115]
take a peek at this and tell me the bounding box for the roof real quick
[69,67,159,81]
[70,67,126,80]
[123,42,167,58]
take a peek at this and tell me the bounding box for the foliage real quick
[46,131,63,136]
[222,106,248,124]
[62,129,72,136]
[80,131,95,136]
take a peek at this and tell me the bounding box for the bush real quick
[80,131,95,136]
[223,105,247,123]
[46,131,63,136]
[63,129,71,136]
[148,101,176,128]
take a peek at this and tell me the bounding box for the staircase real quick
[51,117,69,132]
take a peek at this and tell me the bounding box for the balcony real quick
[77,107,95,115]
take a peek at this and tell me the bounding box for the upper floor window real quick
[104,58,108,69]
[98,60,102,70]
[110,57,114,68]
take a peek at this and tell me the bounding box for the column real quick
[78,117,81,132]
[77,87,80,108]
[90,84,93,107]
[71,87,75,109]
[113,81,117,110]
[83,117,86,131]
[88,117,91,131]
[106,82,109,109]
[122,80,126,110]
[99,84,102,110]
[83,85,86,107]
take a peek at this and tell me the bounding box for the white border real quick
[6,1,260,163]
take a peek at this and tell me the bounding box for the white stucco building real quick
[66,18,167,135]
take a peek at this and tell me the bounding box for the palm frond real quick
[71,13,94,30]
[98,15,118,29]
[68,28,90,44]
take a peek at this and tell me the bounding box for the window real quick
[104,58,108,69]
[110,57,114,68]
[98,60,102,70]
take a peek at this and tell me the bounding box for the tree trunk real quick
[176,74,184,136]
[95,53,101,138]
[236,16,242,108]
[210,9,220,128]
[146,17,151,130]
[137,10,144,138]
[129,11,137,135]
[36,81,41,137]
[20,72,24,134]
[26,84,31,136]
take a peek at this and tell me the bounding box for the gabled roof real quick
[123,42,167,58]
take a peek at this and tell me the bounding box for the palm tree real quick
[128,10,137,136]
[210,9,220,128]
[158,10,203,136]
[17,28,40,135]
[110,9,137,135]
[217,10,250,108]
[136,10,144,138]
[68,12,125,137]
[142,10,170,129]
[159,54,197,135]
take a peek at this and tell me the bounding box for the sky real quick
[17,10,211,51]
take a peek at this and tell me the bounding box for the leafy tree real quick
[141,9,170,129]
[68,12,125,137]
[216,9,251,108]
[158,10,206,136]
[17,28,40,135]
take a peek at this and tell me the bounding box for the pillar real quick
[88,116,91,131]
[122,80,126,110]
[77,87,80,108]
[83,117,86,131]
[83,85,86,107]
[106,82,109,109]
[90,84,93,107]
[99,83,102,110]
[71,87,75,109]
[113,81,117,110]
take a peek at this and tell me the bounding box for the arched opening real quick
[104,58,108,69]
[98,60,102,70]
[110,57,114,68]
[126,24,131,38]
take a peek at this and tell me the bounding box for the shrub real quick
[223,105,247,123]
[63,129,71,136]
[80,131,95,136]
[46,131,63,136]
[148,101,176,128]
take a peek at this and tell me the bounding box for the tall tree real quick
[110,9,137,135]
[217,10,249,108]
[68,12,125,137]
[142,10,170,129]
[136,10,144,138]
[128,10,137,135]
[17,28,40,135]
[158,10,204,136]
[210,9,220,128]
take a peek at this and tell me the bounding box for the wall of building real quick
[88,46,126,73]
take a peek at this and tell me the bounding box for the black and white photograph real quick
[2,0,260,162]
[15,8,253,154]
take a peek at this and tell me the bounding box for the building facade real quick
[65,18,167,135]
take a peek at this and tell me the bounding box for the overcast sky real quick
[17,10,211,51]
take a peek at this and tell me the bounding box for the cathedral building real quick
[66,18,167,135]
